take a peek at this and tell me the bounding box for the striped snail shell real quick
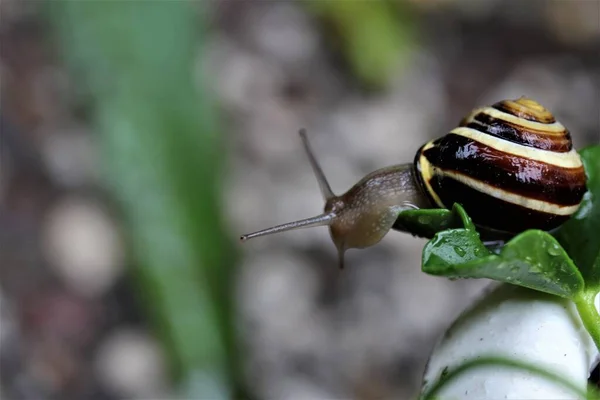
[240,97,587,268]
[414,97,587,238]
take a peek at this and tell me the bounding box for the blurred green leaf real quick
[48,2,244,398]
[555,145,600,289]
[303,0,415,89]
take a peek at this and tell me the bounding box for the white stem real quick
[421,284,600,399]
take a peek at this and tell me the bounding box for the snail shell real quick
[414,97,587,237]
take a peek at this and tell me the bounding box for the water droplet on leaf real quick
[418,215,432,225]
[547,243,562,256]
[453,246,466,257]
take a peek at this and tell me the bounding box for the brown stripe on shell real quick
[426,175,572,234]
[461,112,572,152]
[421,133,587,206]
[492,98,556,123]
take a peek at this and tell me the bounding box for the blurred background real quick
[0,0,598,399]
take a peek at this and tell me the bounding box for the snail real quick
[240,97,588,269]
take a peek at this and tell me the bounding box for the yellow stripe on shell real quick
[432,168,581,216]
[463,106,566,136]
[502,98,555,122]
[417,142,445,209]
[450,126,583,169]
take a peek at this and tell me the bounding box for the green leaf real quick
[396,202,476,239]
[555,145,600,289]
[423,229,584,298]
[395,209,455,239]
[422,228,491,267]
[412,202,584,298]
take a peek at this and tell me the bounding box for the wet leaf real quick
[421,228,491,267]
[423,228,584,298]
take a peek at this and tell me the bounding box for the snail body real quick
[241,98,587,268]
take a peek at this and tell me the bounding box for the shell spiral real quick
[414,97,587,237]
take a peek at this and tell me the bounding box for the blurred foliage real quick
[47,2,245,398]
[303,0,416,89]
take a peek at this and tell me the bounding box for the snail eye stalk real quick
[240,129,338,242]
[299,128,335,201]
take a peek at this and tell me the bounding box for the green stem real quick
[574,290,600,351]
